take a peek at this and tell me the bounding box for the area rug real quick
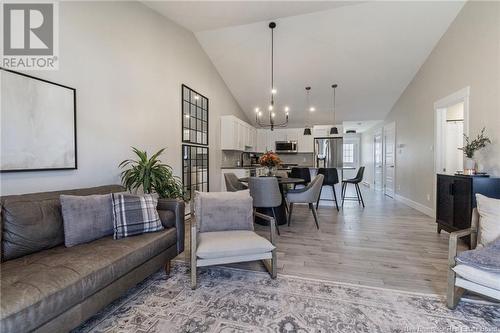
[74,263,500,333]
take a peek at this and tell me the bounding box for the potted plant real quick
[119,147,184,199]
[258,151,282,176]
[459,128,491,174]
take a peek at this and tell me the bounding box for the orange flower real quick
[258,151,282,168]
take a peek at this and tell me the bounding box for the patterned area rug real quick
[74,263,499,333]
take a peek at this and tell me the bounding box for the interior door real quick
[384,122,396,198]
[374,131,383,191]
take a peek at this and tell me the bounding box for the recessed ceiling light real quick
[309,107,315,112]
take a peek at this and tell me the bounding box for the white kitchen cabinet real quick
[221,115,256,151]
[286,128,300,142]
[298,130,314,152]
[273,129,287,142]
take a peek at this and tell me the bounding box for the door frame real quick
[373,128,383,191]
[433,86,470,213]
[383,121,396,198]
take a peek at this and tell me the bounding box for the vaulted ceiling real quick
[145,1,465,127]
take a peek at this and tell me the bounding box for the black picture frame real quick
[181,84,208,146]
[0,67,77,172]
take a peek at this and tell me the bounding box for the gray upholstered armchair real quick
[190,190,277,289]
[447,207,500,308]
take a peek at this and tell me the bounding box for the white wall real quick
[0,1,249,195]
[384,1,500,210]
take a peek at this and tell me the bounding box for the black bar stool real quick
[341,167,365,207]
[289,167,311,189]
[316,168,340,211]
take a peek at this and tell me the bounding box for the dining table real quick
[239,176,305,226]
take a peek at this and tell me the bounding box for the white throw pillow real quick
[476,194,500,246]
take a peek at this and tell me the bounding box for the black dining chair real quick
[341,167,365,207]
[289,167,311,189]
[316,168,340,211]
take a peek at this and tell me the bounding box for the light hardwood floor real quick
[178,186,467,295]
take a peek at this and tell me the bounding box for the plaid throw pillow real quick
[112,193,163,239]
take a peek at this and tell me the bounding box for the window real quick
[343,143,354,164]
[182,85,208,146]
[182,145,209,201]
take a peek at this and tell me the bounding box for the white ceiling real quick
[146,1,465,127]
[144,1,362,32]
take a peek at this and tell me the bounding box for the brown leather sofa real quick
[0,185,185,333]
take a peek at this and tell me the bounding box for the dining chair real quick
[224,173,248,192]
[316,168,340,211]
[249,177,282,235]
[341,167,365,207]
[287,174,324,229]
[290,167,311,189]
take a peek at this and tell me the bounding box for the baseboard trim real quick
[394,194,435,218]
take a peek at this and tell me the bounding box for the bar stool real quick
[316,168,340,211]
[289,167,311,189]
[249,177,281,235]
[341,167,365,207]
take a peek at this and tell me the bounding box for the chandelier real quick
[255,22,289,131]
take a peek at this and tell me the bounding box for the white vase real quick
[464,158,476,174]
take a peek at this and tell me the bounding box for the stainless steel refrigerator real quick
[314,137,343,169]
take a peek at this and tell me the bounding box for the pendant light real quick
[303,86,312,135]
[255,22,289,131]
[330,84,339,135]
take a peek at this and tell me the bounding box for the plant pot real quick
[464,158,476,174]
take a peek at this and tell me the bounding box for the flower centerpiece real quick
[258,151,282,176]
[459,127,491,175]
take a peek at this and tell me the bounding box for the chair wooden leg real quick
[332,185,339,211]
[310,203,320,229]
[262,250,277,279]
[288,203,294,226]
[164,260,171,276]
[271,208,280,235]
[316,186,323,209]
[446,268,464,309]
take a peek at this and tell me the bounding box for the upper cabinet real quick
[221,116,314,153]
[220,115,256,151]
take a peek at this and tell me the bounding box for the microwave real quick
[275,141,298,154]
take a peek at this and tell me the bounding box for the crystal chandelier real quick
[255,22,289,131]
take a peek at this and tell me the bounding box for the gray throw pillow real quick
[60,194,114,247]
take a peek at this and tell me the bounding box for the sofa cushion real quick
[453,264,500,291]
[0,228,176,333]
[196,230,275,259]
[60,194,114,247]
[112,193,163,239]
[0,185,124,261]
[194,191,254,233]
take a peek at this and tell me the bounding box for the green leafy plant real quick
[459,127,491,158]
[119,147,184,199]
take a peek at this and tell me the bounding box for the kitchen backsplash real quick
[278,153,314,166]
[222,150,314,167]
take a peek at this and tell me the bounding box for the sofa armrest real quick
[448,228,473,269]
[157,198,185,254]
